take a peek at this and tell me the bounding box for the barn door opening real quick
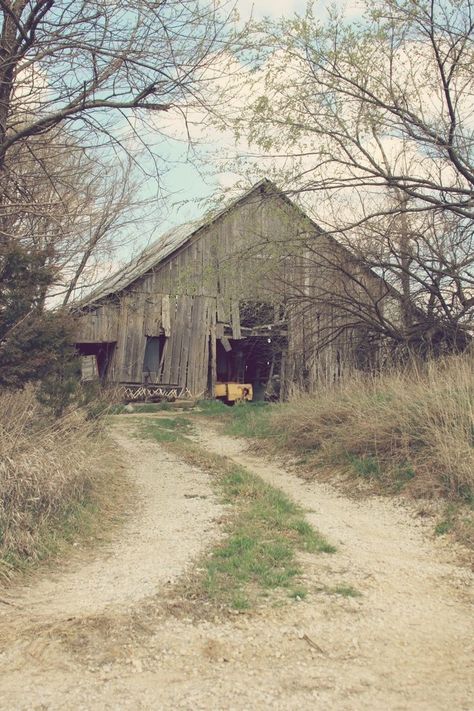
[143,335,167,382]
[76,341,116,382]
[216,336,285,401]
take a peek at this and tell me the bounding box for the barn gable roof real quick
[78,178,298,307]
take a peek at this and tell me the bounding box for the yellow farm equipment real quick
[214,382,253,405]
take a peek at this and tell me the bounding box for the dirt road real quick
[0,422,472,710]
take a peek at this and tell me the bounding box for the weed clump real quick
[0,388,109,578]
[269,354,474,503]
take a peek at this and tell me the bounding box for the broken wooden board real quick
[220,335,232,352]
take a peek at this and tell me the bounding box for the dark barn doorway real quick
[143,335,167,382]
[216,336,285,400]
[76,341,116,381]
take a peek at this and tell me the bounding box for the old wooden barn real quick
[74,179,390,399]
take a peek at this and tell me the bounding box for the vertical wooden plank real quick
[144,294,162,336]
[201,231,210,296]
[107,303,119,342]
[108,341,118,382]
[217,293,227,323]
[128,291,147,382]
[161,295,171,337]
[210,309,217,396]
[194,297,204,396]
[178,295,193,388]
[186,295,212,397]
[185,243,196,296]
[188,296,203,394]
[199,297,212,395]
[196,237,204,295]
[186,296,199,393]
[231,298,242,339]
[113,295,127,381]
[135,334,147,383]
[155,262,170,294]
[170,296,186,384]
[161,297,176,383]
[125,303,136,381]
[104,305,111,341]
[169,257,179,292]
[141,273,152,294]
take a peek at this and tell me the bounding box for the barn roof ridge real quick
[76,178,305,307]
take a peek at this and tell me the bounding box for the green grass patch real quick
[139,416,194,443]
[194,400,273,439]
[348,455,417,491]
[222,402,273,439]
[393,464,416,491]
[196,399,232,416]
[435,518,454,536]
[348,454,381,479]
[136,417,335,611]
[435,503,458,536]
[1,497,99,576]
[200,460,336,608]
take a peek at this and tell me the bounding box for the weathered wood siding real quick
[76,293,216,394]
[76,303,120,343]
[283,233,390,393]
[75,185,393,396]
[75,187,299,395]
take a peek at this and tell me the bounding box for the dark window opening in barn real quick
[143,335,166,382]
[76,342,116,382]
[216,335,285,401]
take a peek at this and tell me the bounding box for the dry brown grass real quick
[270,352,474,502]
[0,388,113,580]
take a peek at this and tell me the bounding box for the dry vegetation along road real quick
[0,419,472,710]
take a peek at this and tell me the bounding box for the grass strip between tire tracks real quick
[138,416,336,611]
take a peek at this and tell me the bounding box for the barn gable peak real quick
[77,178,307,307]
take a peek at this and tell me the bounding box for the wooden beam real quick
[231,298,242,339]
[210,318,217,395]
[161,295,171,337]
[217,293,228,322]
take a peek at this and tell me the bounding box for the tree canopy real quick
[225,0,474,353]
[0,0,236,388]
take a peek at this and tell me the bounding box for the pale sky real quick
[235,0,364,20]
[235,0,306,18]
[119,0,367,262]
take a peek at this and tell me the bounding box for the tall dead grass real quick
[0,388,107,579]
[271,353,474,501]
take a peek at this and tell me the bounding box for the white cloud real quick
[234,0,365,21]
[234,0,304,20]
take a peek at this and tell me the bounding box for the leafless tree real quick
[0,1,235,167]
[0,0,239,296]
[225,0,474,354]
[0,127,154,303]
[0,0,239,384]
